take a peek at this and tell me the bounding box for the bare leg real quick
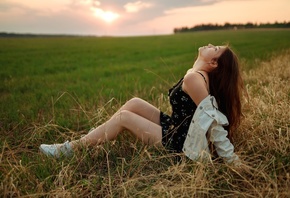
[71,97,162,148]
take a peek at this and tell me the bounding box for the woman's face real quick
[198,44,227,62]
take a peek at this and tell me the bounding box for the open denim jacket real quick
[182,95,240,164]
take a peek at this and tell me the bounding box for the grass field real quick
[0,29,290,197]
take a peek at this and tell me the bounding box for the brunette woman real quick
[40,44,243,164]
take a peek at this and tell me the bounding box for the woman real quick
[40,44,243,164]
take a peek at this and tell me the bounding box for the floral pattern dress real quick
[160,78,197,153]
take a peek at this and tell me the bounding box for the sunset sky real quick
[0,0,289,36]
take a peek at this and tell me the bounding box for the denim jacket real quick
[182,95,240,164]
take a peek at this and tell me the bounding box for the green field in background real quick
[1,29,290,130]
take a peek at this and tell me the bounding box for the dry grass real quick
[1,51,289,197]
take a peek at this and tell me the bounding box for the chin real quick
[198,47,204,52]
[198,48,203,55]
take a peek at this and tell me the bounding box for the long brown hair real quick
[208,47,243,141]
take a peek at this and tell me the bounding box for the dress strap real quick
[196,71,210,93]
[196,71,207,85]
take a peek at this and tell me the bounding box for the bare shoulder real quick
[182,72,209,106]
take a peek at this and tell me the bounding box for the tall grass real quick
[1,51,289,197]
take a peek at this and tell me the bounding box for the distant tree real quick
[173,21,290,34]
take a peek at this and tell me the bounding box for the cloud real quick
[0,0,106,34]
[1,0,287,36]
[78,0,101,7]
[124,1,153,13]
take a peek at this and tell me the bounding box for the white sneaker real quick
[39,141,73,158]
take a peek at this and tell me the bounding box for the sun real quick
[93,8,120,23]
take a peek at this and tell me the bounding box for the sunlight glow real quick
[93,8,120,23]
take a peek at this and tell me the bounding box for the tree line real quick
[0,32,81,38]
[173,21,290,33]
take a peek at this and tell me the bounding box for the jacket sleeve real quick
[208,123,241,165]
[182,118,211,161]
[183,95,241,165]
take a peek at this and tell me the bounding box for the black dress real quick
[160,78,197,153]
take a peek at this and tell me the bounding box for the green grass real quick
[0,29,290,197]
[1,29,290,129]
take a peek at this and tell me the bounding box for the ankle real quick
[59,141,74,157]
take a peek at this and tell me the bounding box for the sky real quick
[0,0,289,36]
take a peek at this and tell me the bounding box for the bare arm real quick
[182,72,209,106]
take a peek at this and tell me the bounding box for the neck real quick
[192,58,210,72]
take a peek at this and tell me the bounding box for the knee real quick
[114,109,130,123]
[123,97,143,110]
[127,97,143,105]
